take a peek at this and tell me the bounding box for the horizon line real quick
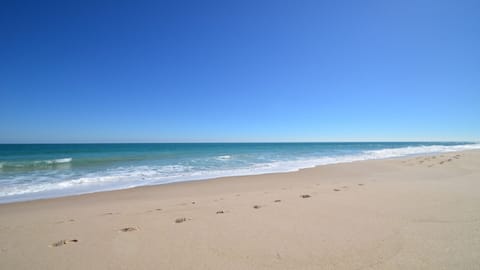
[0,140,477,145]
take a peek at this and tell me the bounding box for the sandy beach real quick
[0,150,479,269]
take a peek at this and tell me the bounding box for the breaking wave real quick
[0,158,72,171]
[1,143,479,203]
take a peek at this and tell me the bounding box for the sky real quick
[0,0,479,143]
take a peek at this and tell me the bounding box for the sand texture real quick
[1,150,479,269]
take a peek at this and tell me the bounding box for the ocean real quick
[1,142,479,203]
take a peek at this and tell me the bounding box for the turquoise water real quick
[0,142,479,203]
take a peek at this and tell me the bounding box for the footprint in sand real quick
[146,208,162,213]
[102,212,120,216]
[50,239,78,247]
[300,194,311,198]
[119,226,138,232]
[175,217,187,223]
[55,219,75,224]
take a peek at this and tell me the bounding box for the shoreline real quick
[1,150,479,269]
[1,148,478,205]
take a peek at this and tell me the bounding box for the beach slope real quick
[1,150,479,269]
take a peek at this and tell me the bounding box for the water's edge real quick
[1,144,478,204]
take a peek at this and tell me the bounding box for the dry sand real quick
[0,150,479,269]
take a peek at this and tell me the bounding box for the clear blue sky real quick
[0,0,479,143]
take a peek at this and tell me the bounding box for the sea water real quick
[1,142,479,203]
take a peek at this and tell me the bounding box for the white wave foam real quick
[1,158,73,170]
[215,155,231,161]
[0,164,193,198]
[35,158,72,165]
[362,144,480,159]
[1,143,479,203]
[49,158,72,164]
